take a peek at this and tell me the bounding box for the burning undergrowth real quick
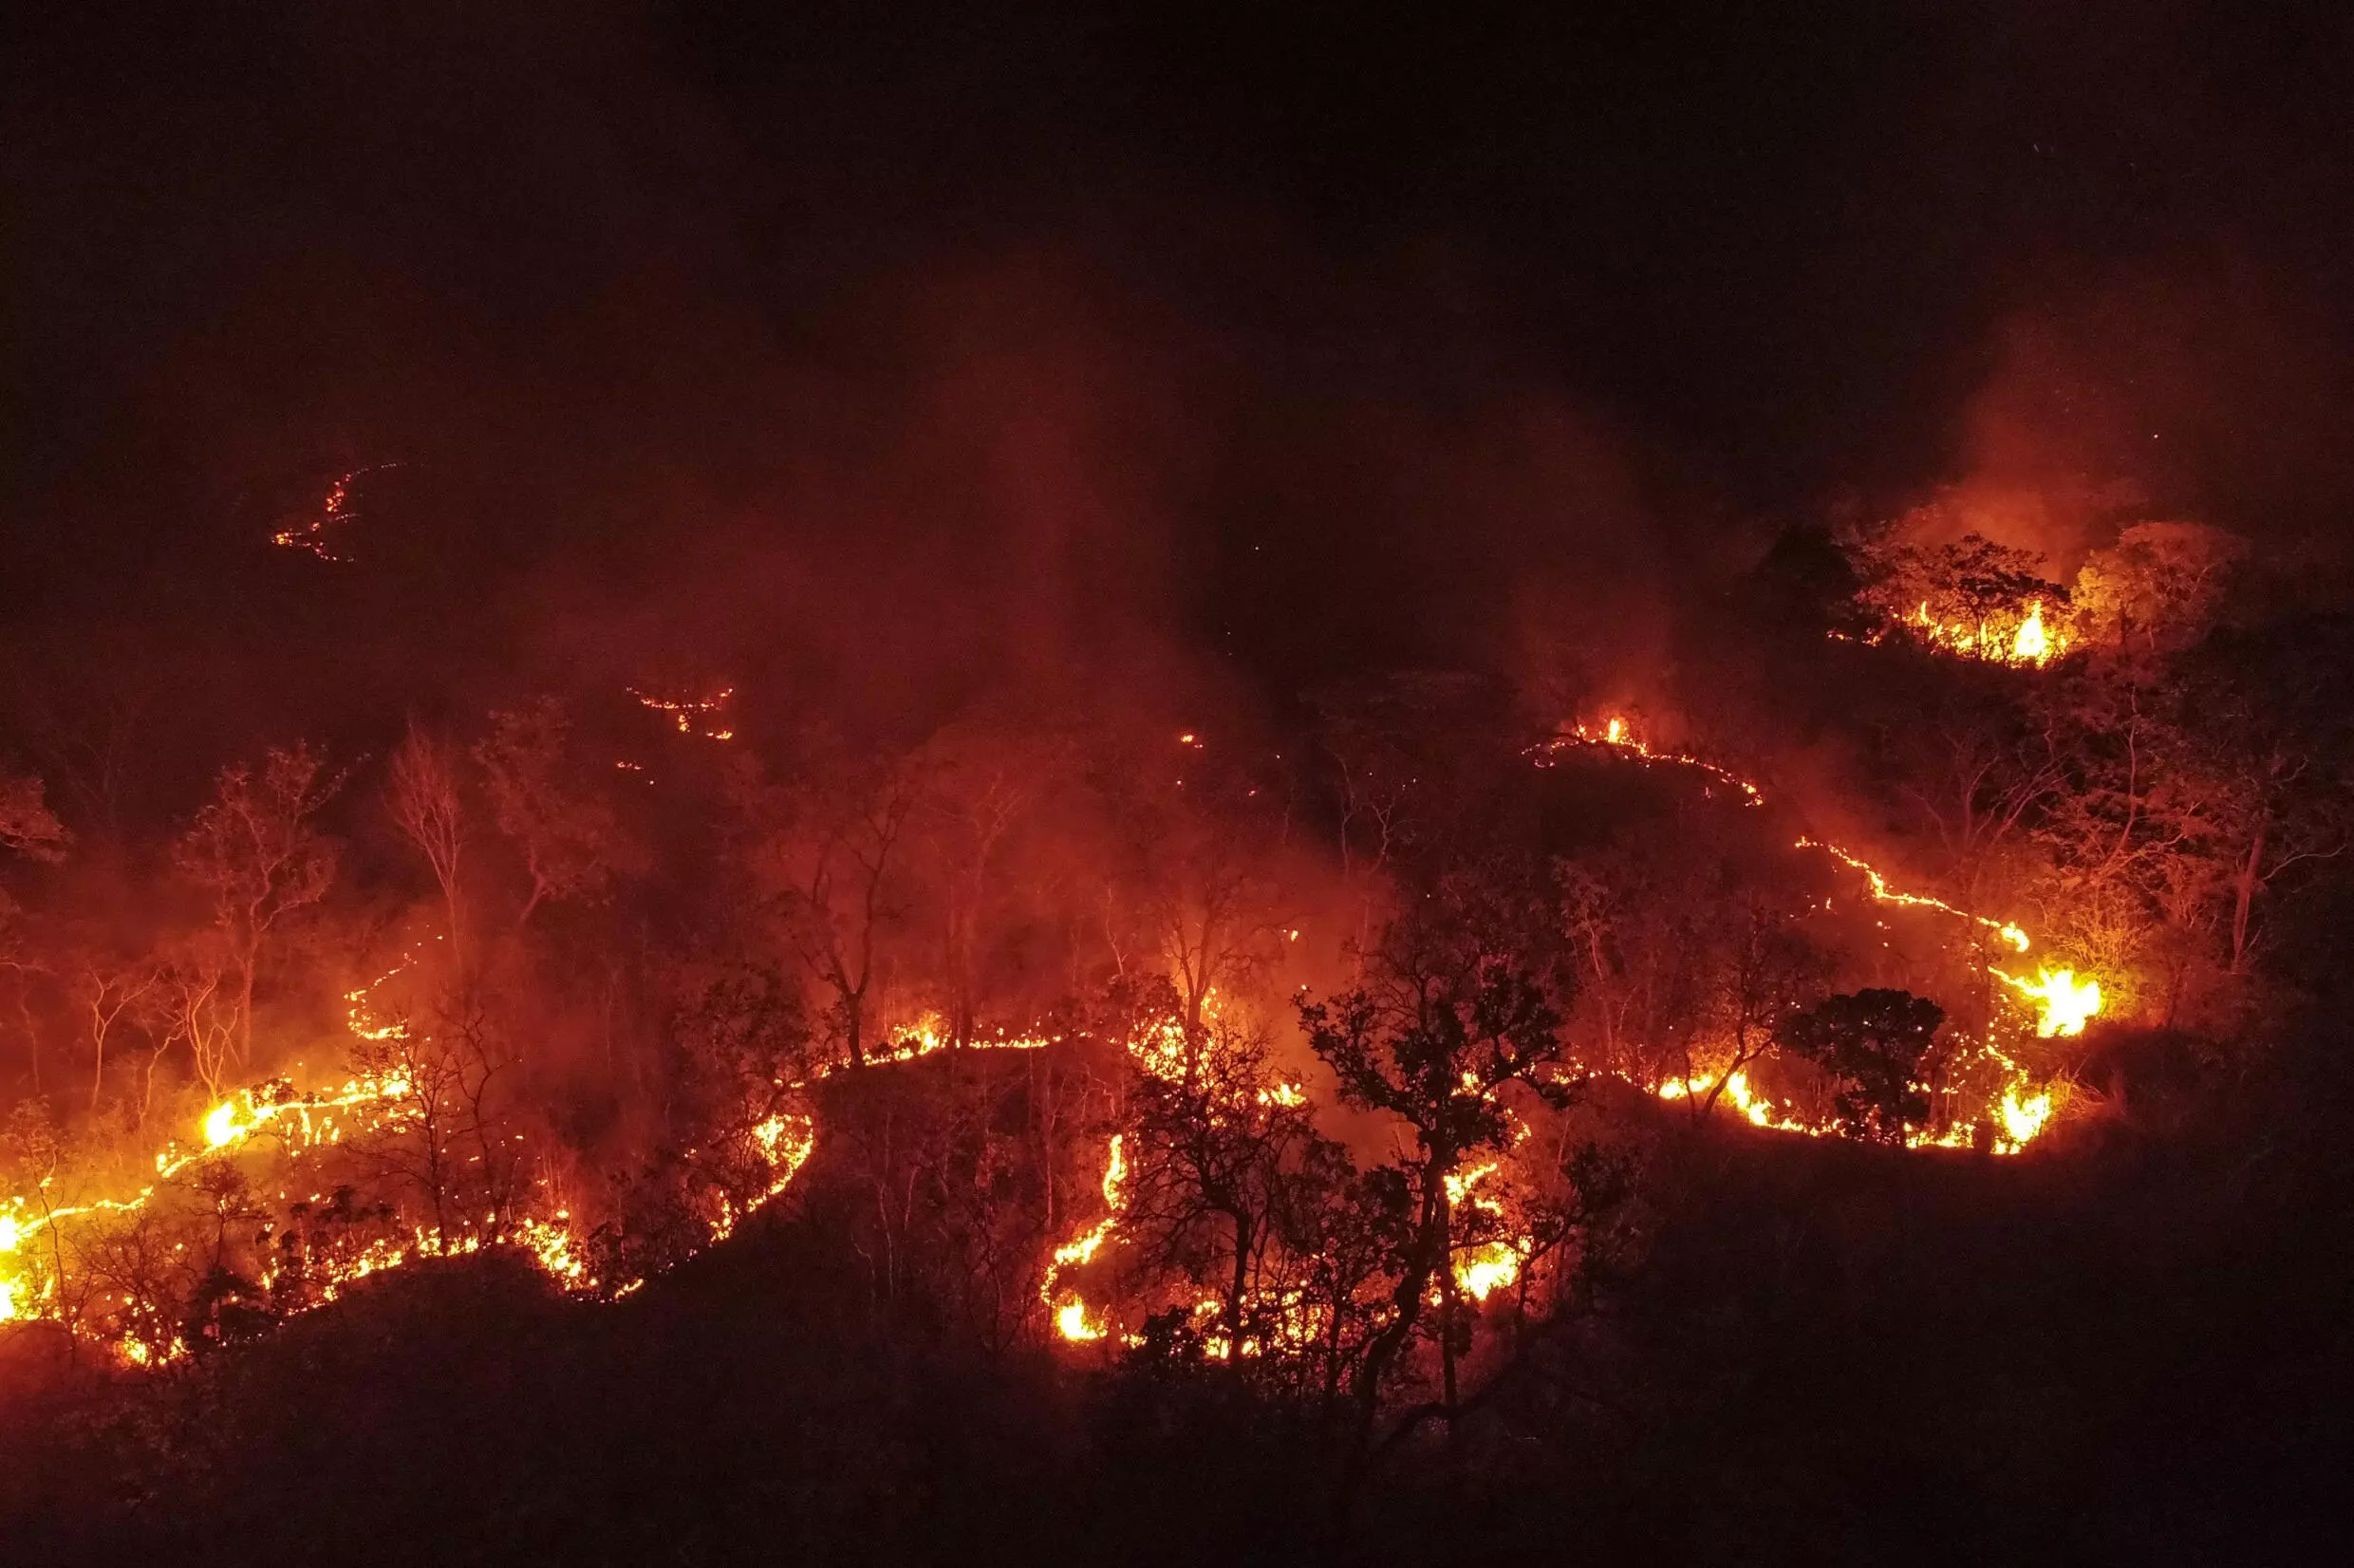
[0,474,2345,1566]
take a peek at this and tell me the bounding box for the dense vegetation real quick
[1,517,2349,1563]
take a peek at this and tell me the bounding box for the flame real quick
[2,695,2115,1366]
[2012,601,2051,663]
[1991,966,2102,1037]
[628,686,736,738]
[0,954,596,1352]
[1799,838,2032,953]
[203,1100,241,1148]
[1559,719,2038,958]
[271,465,400,562]
[1897,598,2068,668]
[1998,1084,2056,1145]
[1545,719,1766,805]
[0,1064,514,1350]
[1444,1160,1523,1301]
[1043,1134,1128,1341]
[1553,719,2094,1151]
[1038,989,1317,1346]
[1659,1070,1804,1133]
[0,934,1060,1361]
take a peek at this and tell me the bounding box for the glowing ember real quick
[629,686,737,739]
[271,465,400,562]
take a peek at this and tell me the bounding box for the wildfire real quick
[703,1111,818,1248]
[1554,715,2101,1148]
[1043,1134,1129,1342]
[1991,966,2102,1037]
[0,1044,837,1343]
[1542,718,1765,806]
[0,1068,435,1333]
[1039,989,1316,1345]
[0,942,850,1350]
[271,465,400,563]
[1,701,2111,1365]
[628,685,736,739]
[1658,1069,1803,1133]
[1797,838,2031,954]
[1901,598,2068,668]
[1444,1161,1521,1302]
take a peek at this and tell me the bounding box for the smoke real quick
[494,252,1221,734]
[1892,256,2354,583]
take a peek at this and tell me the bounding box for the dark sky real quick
[5,1,2351,693]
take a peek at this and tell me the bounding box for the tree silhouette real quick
[1300,884,1576,1471]
[1774,988,1945,1145]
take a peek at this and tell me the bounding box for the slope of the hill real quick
[1,1044,2348,1567]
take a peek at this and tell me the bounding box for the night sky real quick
[7,1,2351,692]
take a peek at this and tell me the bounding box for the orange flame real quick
[1044,1135,1129,1342]
[1900,598,2068,668]
[1991,966,2102,1037]
[1553,716,2092,1151]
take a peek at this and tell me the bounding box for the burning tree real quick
[1118,990,1328,1359]
[1855,532,2072,665]
[1298,882,1578,1454]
